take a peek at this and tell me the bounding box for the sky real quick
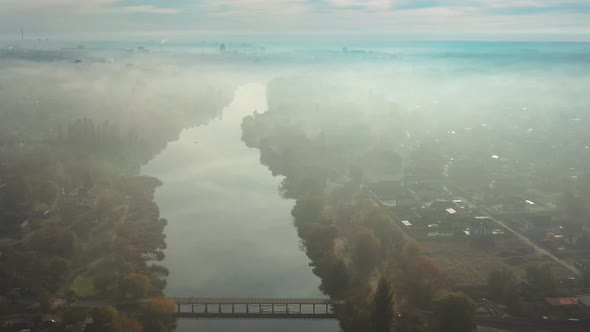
[0,0,589,41]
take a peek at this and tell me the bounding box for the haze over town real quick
[1,1,590,332]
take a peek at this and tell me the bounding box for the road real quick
[444,186,581,276]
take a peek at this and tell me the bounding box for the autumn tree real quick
[352,227,381,273]
[433,291,476,332]
[140,297,177,332]
[372,274,395,332]
[399,243,447,308]
[38,290,54,313]
[91,306,143,332]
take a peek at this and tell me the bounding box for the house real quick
[544,297,581,319]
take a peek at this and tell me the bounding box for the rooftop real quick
[545,297,579,306]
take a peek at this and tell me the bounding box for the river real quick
[141,83,340,332]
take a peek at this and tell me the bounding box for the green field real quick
[69,274,97,298]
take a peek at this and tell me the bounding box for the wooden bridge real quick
[168,297,344,319]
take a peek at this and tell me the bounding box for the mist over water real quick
[141,84,340,332]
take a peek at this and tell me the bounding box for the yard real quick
[423,236,575,285]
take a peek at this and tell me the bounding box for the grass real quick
[69,274,97,298]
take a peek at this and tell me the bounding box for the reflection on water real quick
[142,84,340,331]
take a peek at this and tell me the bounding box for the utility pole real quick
[21,28,24,41]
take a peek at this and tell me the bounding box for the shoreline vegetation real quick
[0,58,234,331]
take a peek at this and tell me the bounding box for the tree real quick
[487,268,523,315]
[372,274,395,332]
[400,254,447,308]
[91,306,143,332]
[47,256,71,283]
[433,291,476,332]
[116,314,144,332]
[303,223,337,261]
[487,268,515,300]
[352,227,381,273]
[316,257,350,299]
[30,226,79,259]
[39,290,54,313]
[92,307,119,331]
[121,273,152,300]
[94,271,119,294]
[140,297,177,332]
[62,307,89,325]
[526,263,556,297]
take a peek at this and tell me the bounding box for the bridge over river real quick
[168,297,345,320]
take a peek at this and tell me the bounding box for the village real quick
[367,172,590,330]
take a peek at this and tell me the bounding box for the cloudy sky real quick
[1,0,589,41]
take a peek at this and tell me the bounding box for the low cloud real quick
[0,0,588,40]
[102,5,180,15]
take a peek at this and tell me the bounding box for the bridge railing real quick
[168,297,344,319]
[168,297,344,305]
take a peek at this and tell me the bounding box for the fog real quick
[2,42,590,332]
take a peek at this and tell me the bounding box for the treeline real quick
[0,120,172,309]
[0,110,221,329]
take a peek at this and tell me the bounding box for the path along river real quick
[142,83,340,332]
